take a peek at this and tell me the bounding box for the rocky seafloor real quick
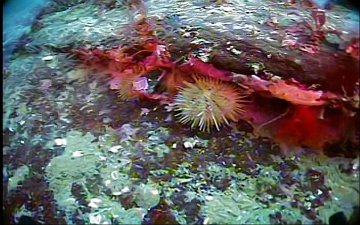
[3,0,359,224]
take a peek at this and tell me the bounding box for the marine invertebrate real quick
[115,71,145,100]
[173,75,247,132]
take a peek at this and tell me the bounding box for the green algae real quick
[85,196,146,224]
[44,126,171,223]
[8,165,30,192]
[9,118,359,225]
[143,127,171,159]
[201,191,266,224]
[134,182,161,210]
[29,2,131,48]
[45,131,102,215]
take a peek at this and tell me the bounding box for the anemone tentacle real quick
[174,75,247,132]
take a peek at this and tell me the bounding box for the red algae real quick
[274,105,337,151]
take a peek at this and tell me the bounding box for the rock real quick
[209,38,359,94]
[134,183,160,210]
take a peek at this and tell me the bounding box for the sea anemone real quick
[173,75,247,132]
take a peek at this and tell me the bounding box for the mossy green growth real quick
[295,155,360,222]
[201,191,268,224]
[8,165,30,192]
[120,125,172,162]
[98,161,133,196]
[182,136,209,150]
[3,86,30,131]
[199,163,306,224]
[45,131,102,214]
[143,127,171,158]
[86,196,146,224]
[44,127,166,224]
[134,182,161,210]
[43,125,359,225]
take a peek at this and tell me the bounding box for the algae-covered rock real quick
[44,128,164,223]
[119,207,147,224]
[182,136,209,150]
[296,155,360,222]
[45,131,103,216]
[274,154,359,224]
[122,125,173,162]
[201,191,267,224]
[99,162,133,196]
[141,127,172,159]
[200,184,306,224]
[29,3,131,48]
[134,183,161,210]
[86,196,146,224]
[8,165,30,191]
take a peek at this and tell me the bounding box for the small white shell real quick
[140,108,150,116]
[183,141,194,149]
[111,191,122,196]
[72,151,84,158]
[104,179,111,186]
[205,195,214,201]
[150,189,159,195]
[88,198,102,208]
[89,214,102,224]
[121,186,130,193]
[203,217,209,225]
[42,56,54,61]
[230,48,242,55]
[54,138,67,146]
[90,198,102,204]
[113,186,130,196]
[88,202,98,209]
[111,171,119,180]
[109,145,122,153]
[316,189,323,195]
